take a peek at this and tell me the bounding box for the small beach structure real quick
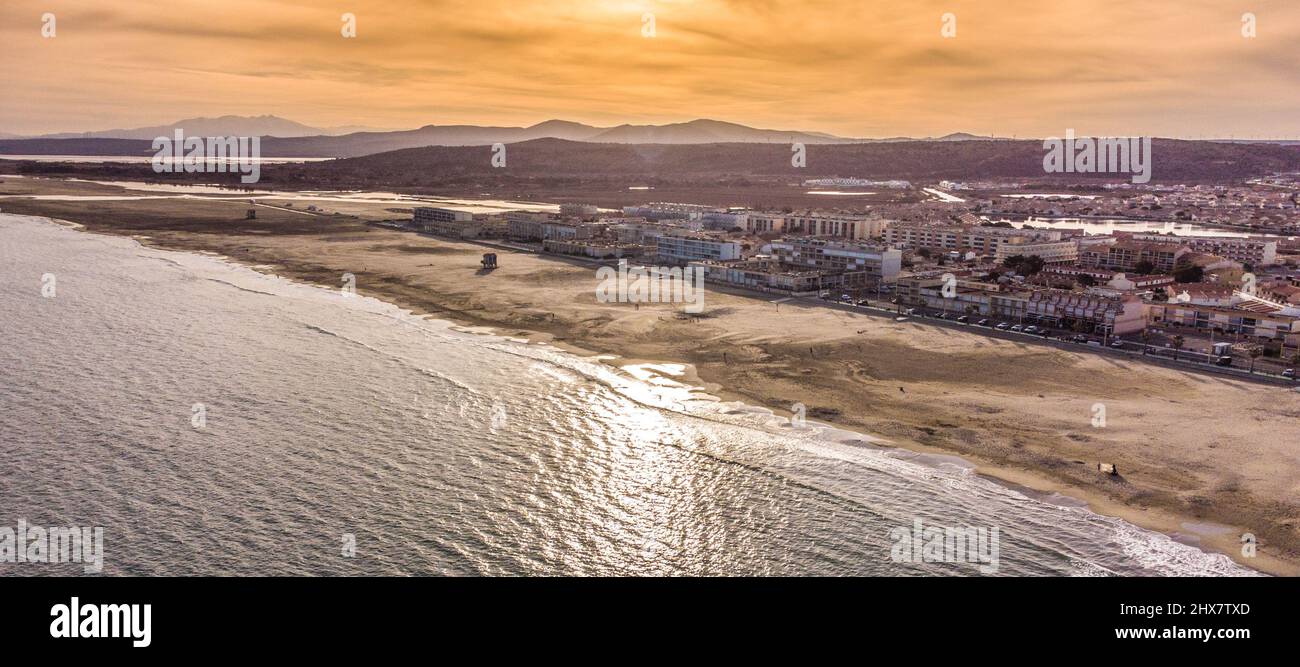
[481,253,498,270]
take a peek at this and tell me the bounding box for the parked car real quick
[1283,368,1296,379]
[1010,324,1024,332]
[1024,325,1038,334]
[1110,340,1125,348]
[895,316,909,322]
[976,319,989,326]
[905,308,917,315]
[1215,356,1233,367]
[956,316,969,323]
[995,322,1010,330]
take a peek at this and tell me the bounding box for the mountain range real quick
[28,115,393,140]
[0,116,1003,158]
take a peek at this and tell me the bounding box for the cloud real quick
[1,0,1297,137]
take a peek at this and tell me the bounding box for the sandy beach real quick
[4,176,1299,575]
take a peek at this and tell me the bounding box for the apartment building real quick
[559,203,600,219]
[414,207,472,226]
[994,238,1080,264]
[1130,234,1278,266]
[542,238,643,259]
[746,212,885,240]
[768,238,902,283]
[655,233,743,265]
[1078,240,1189,273]
[413,207,485,238]
[700,210,750,231]
[506,211,552,241]
[884,223,1041,256]
[746,212,787,235]
[689,259,847,295]
[542,221,603,241]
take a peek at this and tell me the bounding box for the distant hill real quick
[257,137,1300,188]
[0,118,868,158]
[33,115,390,140]
[584,119,853,145]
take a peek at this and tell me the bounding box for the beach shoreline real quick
[2,179,1297,575]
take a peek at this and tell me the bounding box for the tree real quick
[1133,260,1155,275]
[1077,274,1097,287]
[1171,334,1185,361]
[1140,329,1151,355]
[1002,254,1046,276]
[1173,263,1204,283]
[1248,345,1264,374]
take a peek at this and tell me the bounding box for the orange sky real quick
[2,0,1297,138]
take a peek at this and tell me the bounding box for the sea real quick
[0,213,1256,576]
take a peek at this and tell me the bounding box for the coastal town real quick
[399,179,1300,380]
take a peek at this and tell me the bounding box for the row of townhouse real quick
[1148,302,1299,345]
[896,276,1146,335]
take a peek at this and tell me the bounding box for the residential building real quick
[542,239,643,259]
[1148,302,1299,345]
[542,221,603,241]
[768,238,902,283]
[656,233,743,265]
[1078,240,1189,273]
[994,239,1079,264]
[414,207,485,238]
[1130,234,1278,266]
[506,211,551,241]
[689,259,855,295]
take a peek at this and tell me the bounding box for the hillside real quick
[264,138,1300,187]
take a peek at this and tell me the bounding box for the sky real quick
[2,0,1298,138]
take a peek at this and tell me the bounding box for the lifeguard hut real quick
[481,253,498,270]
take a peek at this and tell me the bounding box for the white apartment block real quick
[413,207,473,227]
[655,234,742,265]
